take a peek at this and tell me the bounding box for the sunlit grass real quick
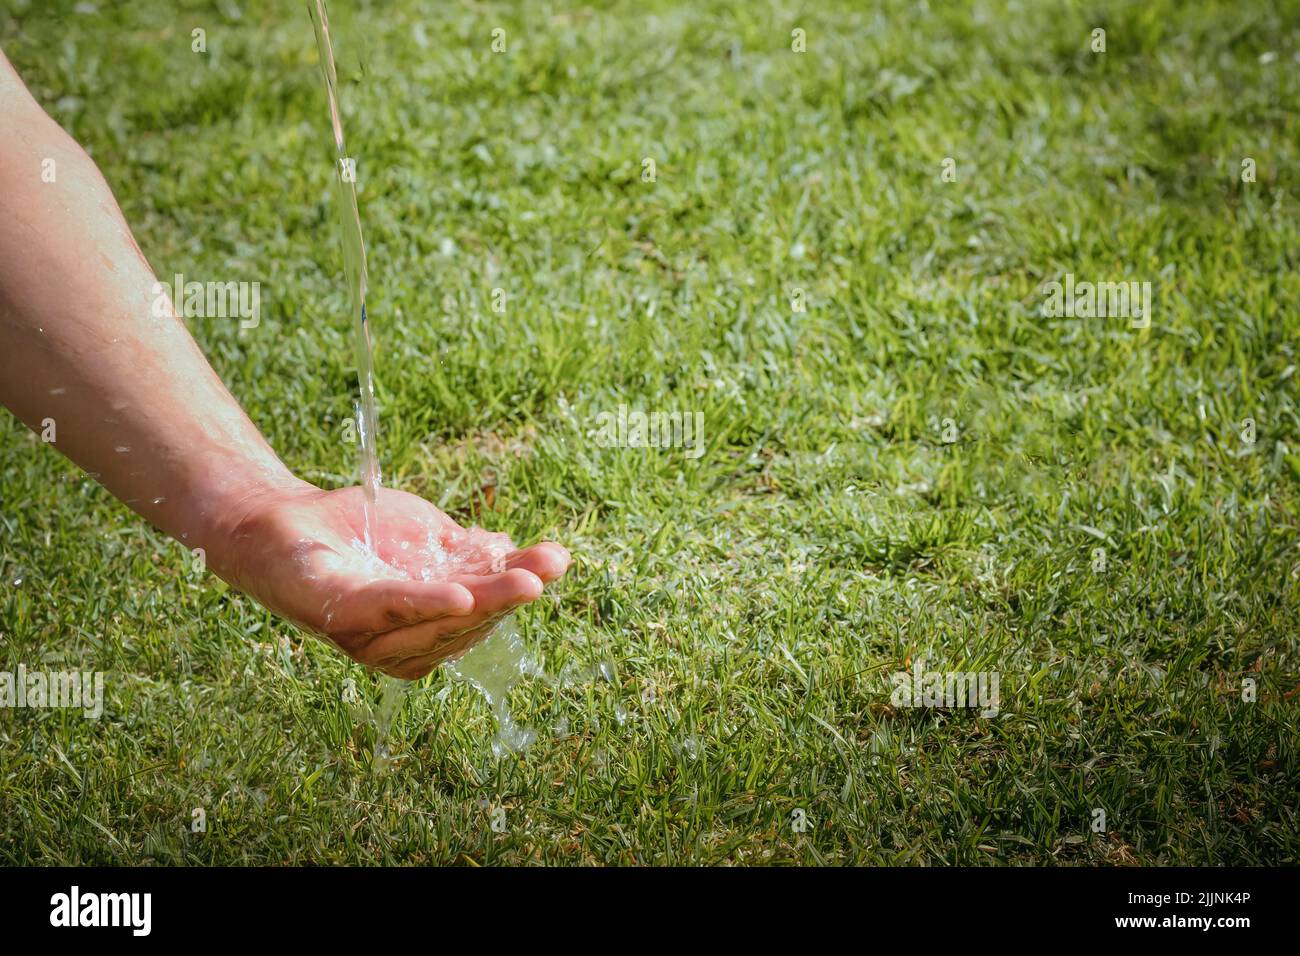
[0,0,1297,864]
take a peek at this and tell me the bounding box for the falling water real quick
[308,0,534,760]
[309,0,380,549]
[445,617,539,756]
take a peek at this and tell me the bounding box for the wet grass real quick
[1,0,1298,864]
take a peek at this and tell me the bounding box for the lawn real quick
[1,0,1297,865]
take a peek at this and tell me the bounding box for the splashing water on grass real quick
[309,0,535,760]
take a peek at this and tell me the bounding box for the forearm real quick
[0,50,305,568]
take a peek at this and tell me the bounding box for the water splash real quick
[445,616,538,756]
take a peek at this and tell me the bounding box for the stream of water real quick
[308,0,380,548]
[308,0,534,760]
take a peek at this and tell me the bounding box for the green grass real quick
[2,0,1298,864]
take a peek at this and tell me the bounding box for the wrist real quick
[183,458,315,580]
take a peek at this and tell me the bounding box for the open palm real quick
[215,483,570,678]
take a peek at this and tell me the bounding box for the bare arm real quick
[0,49,569,678]
[0,48,300,550]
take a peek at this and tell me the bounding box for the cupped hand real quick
[212,482,570,678]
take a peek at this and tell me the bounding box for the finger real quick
[334,577,475,632]
[383,619,504,678]
[351,571,538,669]
[453,567,543,619]
[384,658,437,680]
[357,599,508,667]
[503,542,572,582]
[358,617,473,670]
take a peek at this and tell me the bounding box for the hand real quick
[211,482,571,678]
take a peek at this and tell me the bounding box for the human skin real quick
[0,49,570,679]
